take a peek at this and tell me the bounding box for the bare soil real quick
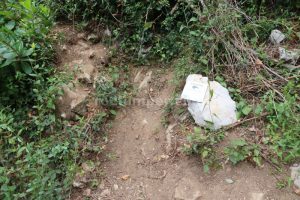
[90,69,297,200]
[56,25,298,200]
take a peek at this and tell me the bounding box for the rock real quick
[225,178,234,184]
[89,51,96,59]
[62,45,67,51]
[181,74,237,130]
[69,59,96,84]
[87,33,100,43]
[174,177,202,200]
[104,28,112,37]
[99,182,105,190]
[166,123,177,153]
[83,188,92,197]
[291,164,300,188]
[72,173,88,188]
[72,180,84,188]
[279,47,300,65]
[138,46,152,58]
[77,33,85,40]
[250,192,264,200]
[134,69,143,83]
[138,71,152,90]
[113,184,119,191]
[270,29,285,44]
[100,189,110,197]
[77,63,96,84]
[56,85,89,119]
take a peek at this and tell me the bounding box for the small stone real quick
[174,177,202,200]
[250,192,264,200]
[135,135,140,140]
[138,71,152,90]
[62,45,67,51]
[142,119,148,125]
[225,178,234,184]
[291,164,300,188]
[87,33,100,43]
[100,189,110,197]
[134,69,143,83]
[89,51,96,59]
[113,184,119,191]
[160,154,169,160]
[279,47,300,65]
[270,29,285,44]
[121,175,130,181]
[150,88,154,92]
[99,182,105,190]
[83,188,92,197]
[77,33,85,39]
[104,28,112,37]
[72,181,84,188]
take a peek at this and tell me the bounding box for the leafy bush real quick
[0,0,54,106]
[259,82,300,163]
[224,139,262,166]
[184,127,224,172]
[0,1,82,199]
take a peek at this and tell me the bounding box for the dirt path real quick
[55,26,297,200]
[93,69,297,200]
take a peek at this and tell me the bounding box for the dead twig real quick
[262,64,288,82]
[224,113,269,131]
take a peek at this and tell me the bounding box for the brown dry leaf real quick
[255,58,263,66]
[121,175,130,181]
[294,187,300,196]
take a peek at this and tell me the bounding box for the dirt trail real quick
[93,69,297,200]
[55,26,297,200]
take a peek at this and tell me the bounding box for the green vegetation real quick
[224,139,262,166]
[183,127,224,173]
[0,0,299,198]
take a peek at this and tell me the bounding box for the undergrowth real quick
[0,0,299,198]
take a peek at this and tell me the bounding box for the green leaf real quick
[189,17,198,22]
[144,22,153,30]
[202,150,208,158]
[254,105,263,115]
[230,139,247,147]
[194,127,201,134]
[242,106,252,116]
[189,31,200,37]
[5,21,15,30]
[203,164,210,173]
[23,48,34,57]
[21,62,32,74]
[110,110,117,115]
[179,25,185,32]
[3,52,16,60]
